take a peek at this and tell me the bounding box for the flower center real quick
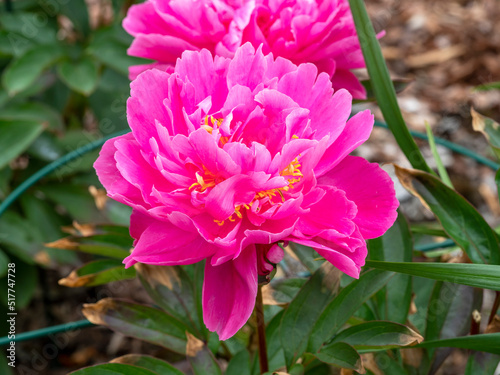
[201,115,229,145]
[214,158,303,226]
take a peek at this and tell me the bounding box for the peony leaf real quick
[280,262,342,368]
[368,211,413,324]
[82,298,196,354]
[394,164,500,264]
[266,310,286,371]
[366,261,500,290]
[315,342,364,373]
[0,119,44,169]
[135,264,204,336]
[417,333,500,354]
[186,332,222,375]
[226,350,252,375]
[288,242,322,272]
[57,56,99,96]
[331,321,422,351]
[307,269,394,352]
[2,44,63,95]
[261,278,307,306]
[110,354,184,374]
[425,282,482,373]
[58,259,136,287]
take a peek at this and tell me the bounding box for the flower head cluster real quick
[123,0,372,98]
[94,44,398,340]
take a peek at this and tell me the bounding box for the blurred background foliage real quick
[0,0,144,316]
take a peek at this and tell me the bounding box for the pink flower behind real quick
[123,0,373,98]
[94,44,398,340]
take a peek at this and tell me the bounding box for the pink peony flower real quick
[123,0,373,98]
[94,43,398,340]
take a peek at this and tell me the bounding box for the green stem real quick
[0,319,93,346]
[256,285,269,374]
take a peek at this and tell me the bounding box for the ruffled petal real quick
[318,156,399,239]
[94,133,150,211]
[124,212,216,267]
[314,109,374,177]
[203,246,258,340]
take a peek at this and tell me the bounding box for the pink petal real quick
[128,34,199,64]
[94,133,149,211]
[331,69,367,100]
[318,156,399,239]
[297,186,357,236]
[124,213,215,267]
[203,246,258,340]
[315,109,374,177]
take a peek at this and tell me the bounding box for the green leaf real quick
[69,363,158,375]
[367,352,408,375]
[307,269,394,352]
[348,0,431,173]
[475,81,500,91]
[465,352,500,375]
[266,309,286,371]
[0,167,12,200]
[426,282,482,343]
[425,282,483,374]
[0,102,64,131]
[426,122,453,187]
[395,164,500,264]
[136,264,203,335]
[0,250,8,278]
[366,261,500,290]
[368,211,413,324]
[111,354,184,375]
[82,299,195,354]
[0,30,35,57]
[186,332,223,375]
[0,12,57,46]
[37,184,105,223]
[226,350,251,375]
[280,262,342,367]
[472,108,500,160]
[410,223,448,238]
[59,0,90,37]
[0,351,13,375]
[59,259,136,287]
[46,234,131,259]
[289,242,322,272]
[88,30,148,76]
[0,211,41,263]
[332,321,422,351]
[57,56,99,95]
[2,44,63,95]
[0,119,44,169]
[359,78,412,102]
[262,277,307,306]
[417,333,500,354]
[0,258,37,309]
[315,342,363,372]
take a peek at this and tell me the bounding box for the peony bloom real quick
[94,43,398,340]
[123,0,372,98]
